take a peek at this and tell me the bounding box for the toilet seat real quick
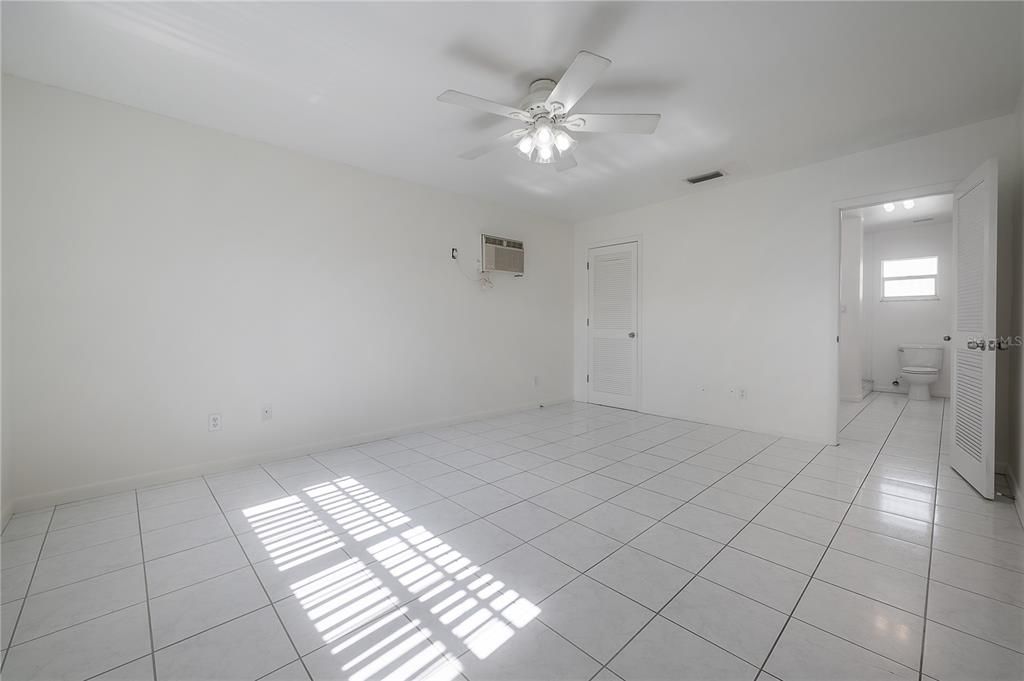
[902,366,938,375]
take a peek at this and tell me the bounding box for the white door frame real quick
[586,236,643,411]
[831,181,957,443]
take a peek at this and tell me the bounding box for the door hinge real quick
[586,318,590,327]
[586,261,590,270]
[586,374,590,383]
[837,336,840,343]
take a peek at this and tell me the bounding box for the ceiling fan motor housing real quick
[521,79,559,119]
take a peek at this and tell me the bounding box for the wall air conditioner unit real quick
[481,235,524,275]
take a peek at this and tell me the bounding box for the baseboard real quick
[872,385,949,399]
[627,402,832,448]
[1009,468,1024,530]
[1,498,14,530]
[9,396,573,515]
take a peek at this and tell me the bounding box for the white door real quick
[587,242,639,410]
[949,159,999,499]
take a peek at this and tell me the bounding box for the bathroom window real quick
[881,256,938,301]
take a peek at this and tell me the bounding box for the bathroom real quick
[838,193,953,427]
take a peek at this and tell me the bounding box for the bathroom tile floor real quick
[2,394,1022,680]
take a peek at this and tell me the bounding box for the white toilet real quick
[898,344,943,401]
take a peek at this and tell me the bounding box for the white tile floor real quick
[2,395,1022,681]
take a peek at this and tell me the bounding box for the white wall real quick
[838,215,864,400]
[2,76,574,511]
[862,221,953,397]
[573,114,1020,444]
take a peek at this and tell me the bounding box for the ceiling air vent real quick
[686,170,725,185]
[912,217,934,223]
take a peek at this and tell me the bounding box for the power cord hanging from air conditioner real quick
[451,247,493,289]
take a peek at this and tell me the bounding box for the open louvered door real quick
[950,160,998,499]
[588,242,639,410]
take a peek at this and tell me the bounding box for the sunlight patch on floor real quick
[242,474,540,680]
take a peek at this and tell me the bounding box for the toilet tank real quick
[898,344,943,369]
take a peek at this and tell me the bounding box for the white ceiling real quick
[853,194,954,232]
[3,2,1021,221]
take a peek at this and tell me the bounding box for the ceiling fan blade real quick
[438,90,530,121]
[546,51,611,114]
[555,154,578,173]
[458,129,528,160]
[564,113,661,134]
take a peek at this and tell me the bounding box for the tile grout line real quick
[581,434,808,679]
[133,490,158,681]
[917,397,947,681]
[254,658,307,681]
[80,654,152,681]
[31,521,156,563]
[19,499,155,681]
[6,531,231,604]
[924,555,1024,603]
[755,396,913,678]
[203,470,316,681]
[838,391,881,430]
[0,506,55,672]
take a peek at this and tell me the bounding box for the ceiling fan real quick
[437,51,661,171]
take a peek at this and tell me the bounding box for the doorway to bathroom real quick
[836,192,954,431]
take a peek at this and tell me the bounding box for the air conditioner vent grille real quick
[686,170,725,185]
[481,234,525,274]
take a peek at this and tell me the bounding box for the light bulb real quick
[883,203,895,213]
[903,199,915,209]
[516,135,535,156]
[537,145,553,161]
[554,130,575,152]
[534,119,554,147]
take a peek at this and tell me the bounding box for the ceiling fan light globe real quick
[554,130,576,153]
[516,134,535,156]
[534,120,555,147]
[536,145,554,163]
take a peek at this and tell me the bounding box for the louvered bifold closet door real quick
[950,160,998,499]
[588,242,638,410]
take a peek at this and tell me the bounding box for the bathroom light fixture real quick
[883,203,896,213]
[903,199,916,209]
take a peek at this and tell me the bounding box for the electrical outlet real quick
[739,389,748,400]
[262,404,273,421]
[208,413,222,431]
